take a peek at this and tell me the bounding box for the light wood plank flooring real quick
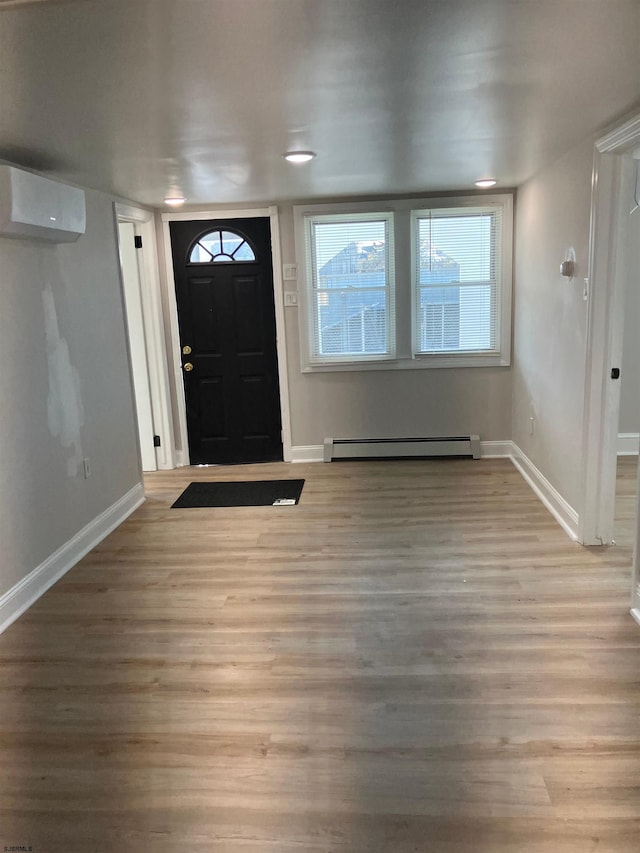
[615,455,638,547]
[0,458,639,852]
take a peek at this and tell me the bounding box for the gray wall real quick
[620,206,640,435]
[512,137,594,511]
[157,201,514,454]
[0,187,141,597]
[278,204,513,447]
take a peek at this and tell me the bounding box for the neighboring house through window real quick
[413,207,500,356]
[304,213,395,365]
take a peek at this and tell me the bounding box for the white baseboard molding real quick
[291,445,324,463]
[618,432,640,455]
[510,444,579,541]
[631,584,640,627]
[175,449,189,467]
[479,440,512,458]
[0,482,145,635]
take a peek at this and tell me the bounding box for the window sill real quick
[302,353,511,373]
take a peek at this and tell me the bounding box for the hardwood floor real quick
[0,458,639,852]
[615,455,638,547]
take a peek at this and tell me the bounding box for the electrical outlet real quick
[83,457,91,479]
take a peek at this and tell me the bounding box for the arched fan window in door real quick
[188,229,257,263]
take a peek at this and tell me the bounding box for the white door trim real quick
[117,221,157,470]
[580,111,640,618]
[160,207,292,464]
[115,203,176,469]
[579,151,622,544]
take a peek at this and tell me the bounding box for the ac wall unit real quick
[0,164,86,242]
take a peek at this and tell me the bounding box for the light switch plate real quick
[284,291,298,307]
[283,264,298,280]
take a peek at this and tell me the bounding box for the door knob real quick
[183,362,194,372]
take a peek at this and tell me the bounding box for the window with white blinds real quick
[412,207,501,356]
[295,195,512,371]
[304,212,395,364]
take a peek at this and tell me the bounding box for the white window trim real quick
[294,194,513,372]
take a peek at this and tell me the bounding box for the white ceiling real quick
[1,0,639,207]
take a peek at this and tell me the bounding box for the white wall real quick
[0,187,141,599]
[512,137,594,511]
[620,204,640,435]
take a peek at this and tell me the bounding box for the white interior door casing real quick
[115,202,176,470]
[160,206,292,466]
[118,221,157,471]
[580,112,640,621]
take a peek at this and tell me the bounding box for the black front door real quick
[170,217,282,464]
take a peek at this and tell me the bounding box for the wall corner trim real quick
[510,444,579,541]
[0,483,145,635]
[618,432,640,456]
[479,440,512,458]
[291,445,325,463]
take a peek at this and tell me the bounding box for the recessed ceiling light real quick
[164,195,186,207]
[283,151,316,164]
[475,179,497,189]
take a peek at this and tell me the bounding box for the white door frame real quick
[115,203,176,469]
[117,220,157,471]
[579,112,640,621]
[160,206,293,465]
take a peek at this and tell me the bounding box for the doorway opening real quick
[613,156,639,553]
[581,115,640,622]
[115,203,175,474]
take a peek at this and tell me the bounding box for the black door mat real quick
[171,479,305,508]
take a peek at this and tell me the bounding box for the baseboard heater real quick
[323,435,481,462]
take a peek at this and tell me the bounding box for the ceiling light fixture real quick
[283,151,316,164]
[475,179,497,189]
[164,195,186,207]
